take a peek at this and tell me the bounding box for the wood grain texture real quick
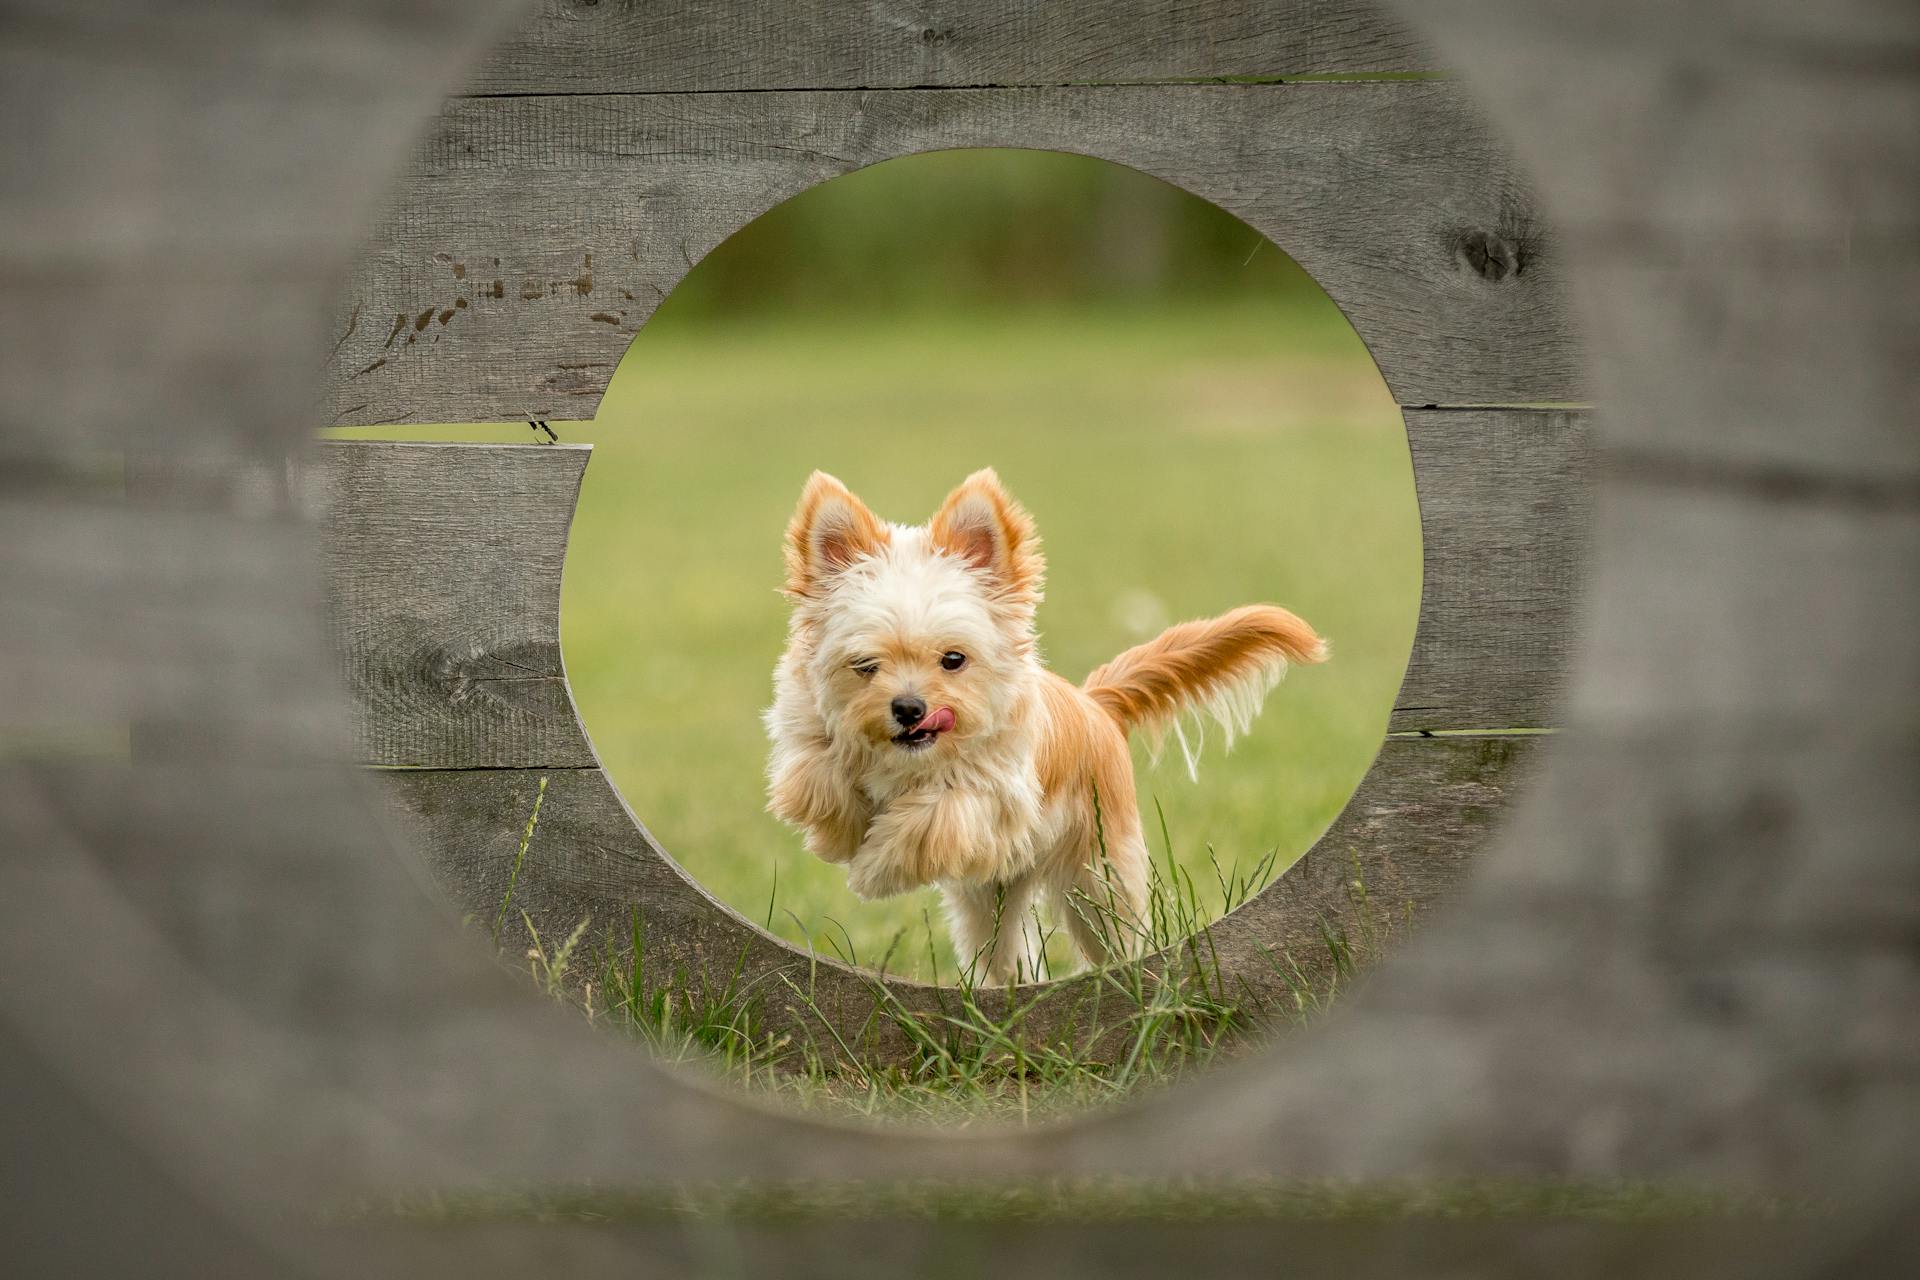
[1208,733,1539,982]
[0,7,527,463]
[1576,256,1920,487]
[1480,726,1920,946]
[462,0,1436,95]
[1568,465,1920,734]
[325,82,1581,425]
[1419,1,1920,247]
[1392,409,1591,732]
[313,441,597,768]
[3,480,352,763]
[378,764,935,1060]
[374,733,1536,1059]
[1403,0,1920,485]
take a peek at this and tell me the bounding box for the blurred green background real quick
[331,150,1420,980]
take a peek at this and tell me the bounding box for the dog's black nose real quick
[890,695,927,728]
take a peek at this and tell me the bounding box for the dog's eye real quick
[851,659,880,679]
[940,651,967,672]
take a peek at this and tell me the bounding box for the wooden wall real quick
[3,1,1915,1275]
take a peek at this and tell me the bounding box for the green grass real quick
[329,294,1421,980]
[501,768,1370,1127]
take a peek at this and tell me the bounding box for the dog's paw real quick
[937,829,1034,887]
[845,850,920,901]
[802,823,862,866]
[931,845,997,887]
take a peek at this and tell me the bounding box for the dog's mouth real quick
[892,705,956,749]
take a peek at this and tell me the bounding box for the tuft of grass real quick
[491,783,1389,1127]
[492,774,548,945]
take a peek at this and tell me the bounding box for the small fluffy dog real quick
[764,469,1326,983]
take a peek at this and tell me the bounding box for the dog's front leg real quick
[847,787,1003,900]
[768,745,870,865]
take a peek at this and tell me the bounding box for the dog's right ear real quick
[784,471,889,597]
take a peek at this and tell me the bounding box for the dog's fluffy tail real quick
[1082,604,1327,776]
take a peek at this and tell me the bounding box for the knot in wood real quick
[1456,228,1520,282]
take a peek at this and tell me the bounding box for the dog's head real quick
[781,469,1044,758]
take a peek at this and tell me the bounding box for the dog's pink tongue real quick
[914,706,956,735]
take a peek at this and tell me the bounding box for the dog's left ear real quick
[785,471,889,598]
[929,468,1044,605]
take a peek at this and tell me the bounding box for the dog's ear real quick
[785,471,889,597]
[929,468,1043,605]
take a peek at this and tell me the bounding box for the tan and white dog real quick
[764,469,1325,983]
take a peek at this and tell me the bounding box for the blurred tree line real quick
[660,149,1320,322]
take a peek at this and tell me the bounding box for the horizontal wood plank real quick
[1473,724,1920,946]
[326,83,1581,425]
[1577,256,1920,486]
[462,0,1436,95]
[3,488,341,757]
[1393,409,1590,732]
[313,441,598,768]
[1569,468,1920,734]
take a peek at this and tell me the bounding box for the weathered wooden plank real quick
[325,83,1581,425]
[0,9,528,463]
[1166,738,1920,1190]
[313,441,598,769]
[1577,257,1920,486]
[1569,466,1920,733]
[2,477,368,764]
[1209,733,1541,984]
[1409,2,1920,246]
[1392,409,1590,732]
[378,765,766,970]
[462,0,1437,96]
[373,733,1534,1058]
[1480,726,1920,944]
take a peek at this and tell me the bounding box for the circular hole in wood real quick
[303,110,1613,1122]
[321,147,1442,1109]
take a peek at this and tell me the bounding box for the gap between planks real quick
[365,764,604,773]
[451,75,1455,101]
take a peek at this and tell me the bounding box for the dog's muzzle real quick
[892,704,955,749]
